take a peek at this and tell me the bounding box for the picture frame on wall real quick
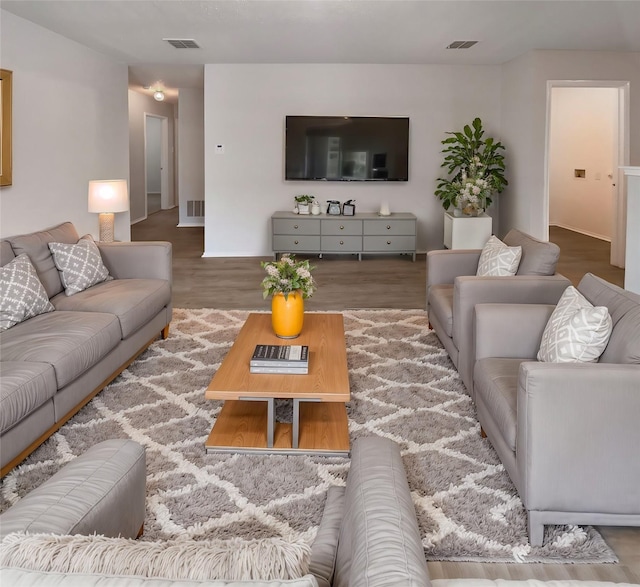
[0,69,12,187]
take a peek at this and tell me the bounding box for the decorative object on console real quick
[326,200,341,215]
[294,194,314,215]
[342,199,356,216]
[87,179,129,242]
[310,200,321,215]
[435,117,507,213]
[378,202,391,216]
[261,254,315,338]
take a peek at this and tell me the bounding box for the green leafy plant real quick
[294,195,314,204]
[435,118,507,211]
[261,254,316,300]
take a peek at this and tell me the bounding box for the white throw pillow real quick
[48,235,112,296]
[476,235,522,277]
[0,254,55,331]
[537,286,612,363]
[0,533,312,582]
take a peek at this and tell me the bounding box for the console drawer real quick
[321,219,363,236]
[363,219,415,236]
[363,235,416,252]
[273,235,321,252]
[321,236,362,252]
[273,218,321,235]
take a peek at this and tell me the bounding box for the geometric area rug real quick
[0,309,616,564]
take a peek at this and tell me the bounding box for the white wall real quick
[128,90,175,224]
[549,87,617,241]
[0,10,130,241]
[146,116,162,193]
[177,88,204,227]
[500,50,640,240]
[203,64,502,256]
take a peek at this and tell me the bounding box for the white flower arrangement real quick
[261,254,316,300]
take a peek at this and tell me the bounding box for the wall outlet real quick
[215,144,225,154]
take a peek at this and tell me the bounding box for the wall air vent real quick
[163,39,200,49]
[446,41,479,49]
[187,200,205,217]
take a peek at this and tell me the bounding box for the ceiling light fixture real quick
[153,90,165,102]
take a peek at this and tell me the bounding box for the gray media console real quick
[271,211,417,261]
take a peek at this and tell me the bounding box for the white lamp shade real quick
[88,180,129,213]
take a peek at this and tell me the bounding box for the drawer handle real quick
[294,225,299,229]
[340,225,344,230]
[294,240,299,245]
[387,240,391,245]
[340,240,344,245]
[386,225,391,230]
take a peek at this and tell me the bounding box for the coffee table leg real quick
[293,398,320,449]
[239,397,275,448]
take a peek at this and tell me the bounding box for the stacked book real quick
[250,344,309,374]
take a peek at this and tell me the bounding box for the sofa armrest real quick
[333,437,431,587]
[97,241,172,282]
[474,304,555,360]
[427,249,481,289]
[516,362,640,513]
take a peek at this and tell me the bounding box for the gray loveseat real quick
[473,273,640,546]
[427,229,571,398]
[0,222,172,476]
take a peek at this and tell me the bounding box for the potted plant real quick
[435,118,507,215]
[261,254,316,338]
[294,194,314,215]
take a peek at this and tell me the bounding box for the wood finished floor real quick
[133,208,638,583]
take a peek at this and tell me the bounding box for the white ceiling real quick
[3,0,640,103]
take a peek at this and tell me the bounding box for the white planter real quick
[297,204,310,215]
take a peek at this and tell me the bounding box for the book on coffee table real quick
[250,344,309,367]
[249,364,308,375]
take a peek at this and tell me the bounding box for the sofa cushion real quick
[0,362,57,434]
[473,358,523,452]
[476,236,522,277]
[0,311,121,388]
[537,286,612,363]
[0,534,312,583]
[503,229,560,276]
[7,222,80,299]
[0,254,55,331]
[52,278,171,339]
[428,284,454,337]
[49,235,112,296]
[309,486,344,587]
[0,241,15,266]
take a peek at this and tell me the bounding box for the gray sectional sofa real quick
[473,273,640,546]
[0,222,172,476]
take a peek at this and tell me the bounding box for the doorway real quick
[144,113,170,218]
[545,81,629,268]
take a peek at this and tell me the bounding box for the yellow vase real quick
[271,290,304,339]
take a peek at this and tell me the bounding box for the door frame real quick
[544,80,630,267]
[143,113,170,218]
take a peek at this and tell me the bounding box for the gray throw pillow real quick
[0,254,55,331]
[48,235,112,296]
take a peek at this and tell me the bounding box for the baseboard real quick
[177,221,204,228]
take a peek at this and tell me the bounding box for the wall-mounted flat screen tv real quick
[285,116,409,181]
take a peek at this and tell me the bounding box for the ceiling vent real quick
[446,41,478,49]
[163,39,200,49]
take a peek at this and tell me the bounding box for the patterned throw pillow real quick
[537,286,612,363]
[0,254,55,331]
[476,235,522,276]
[48,235,112,296]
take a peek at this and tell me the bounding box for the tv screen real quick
[285,116,409,181]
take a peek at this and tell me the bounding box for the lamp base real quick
[98,213,115,242]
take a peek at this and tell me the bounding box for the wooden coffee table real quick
[204,313,350,456]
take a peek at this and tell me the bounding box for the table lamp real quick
[88,179,129,242]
